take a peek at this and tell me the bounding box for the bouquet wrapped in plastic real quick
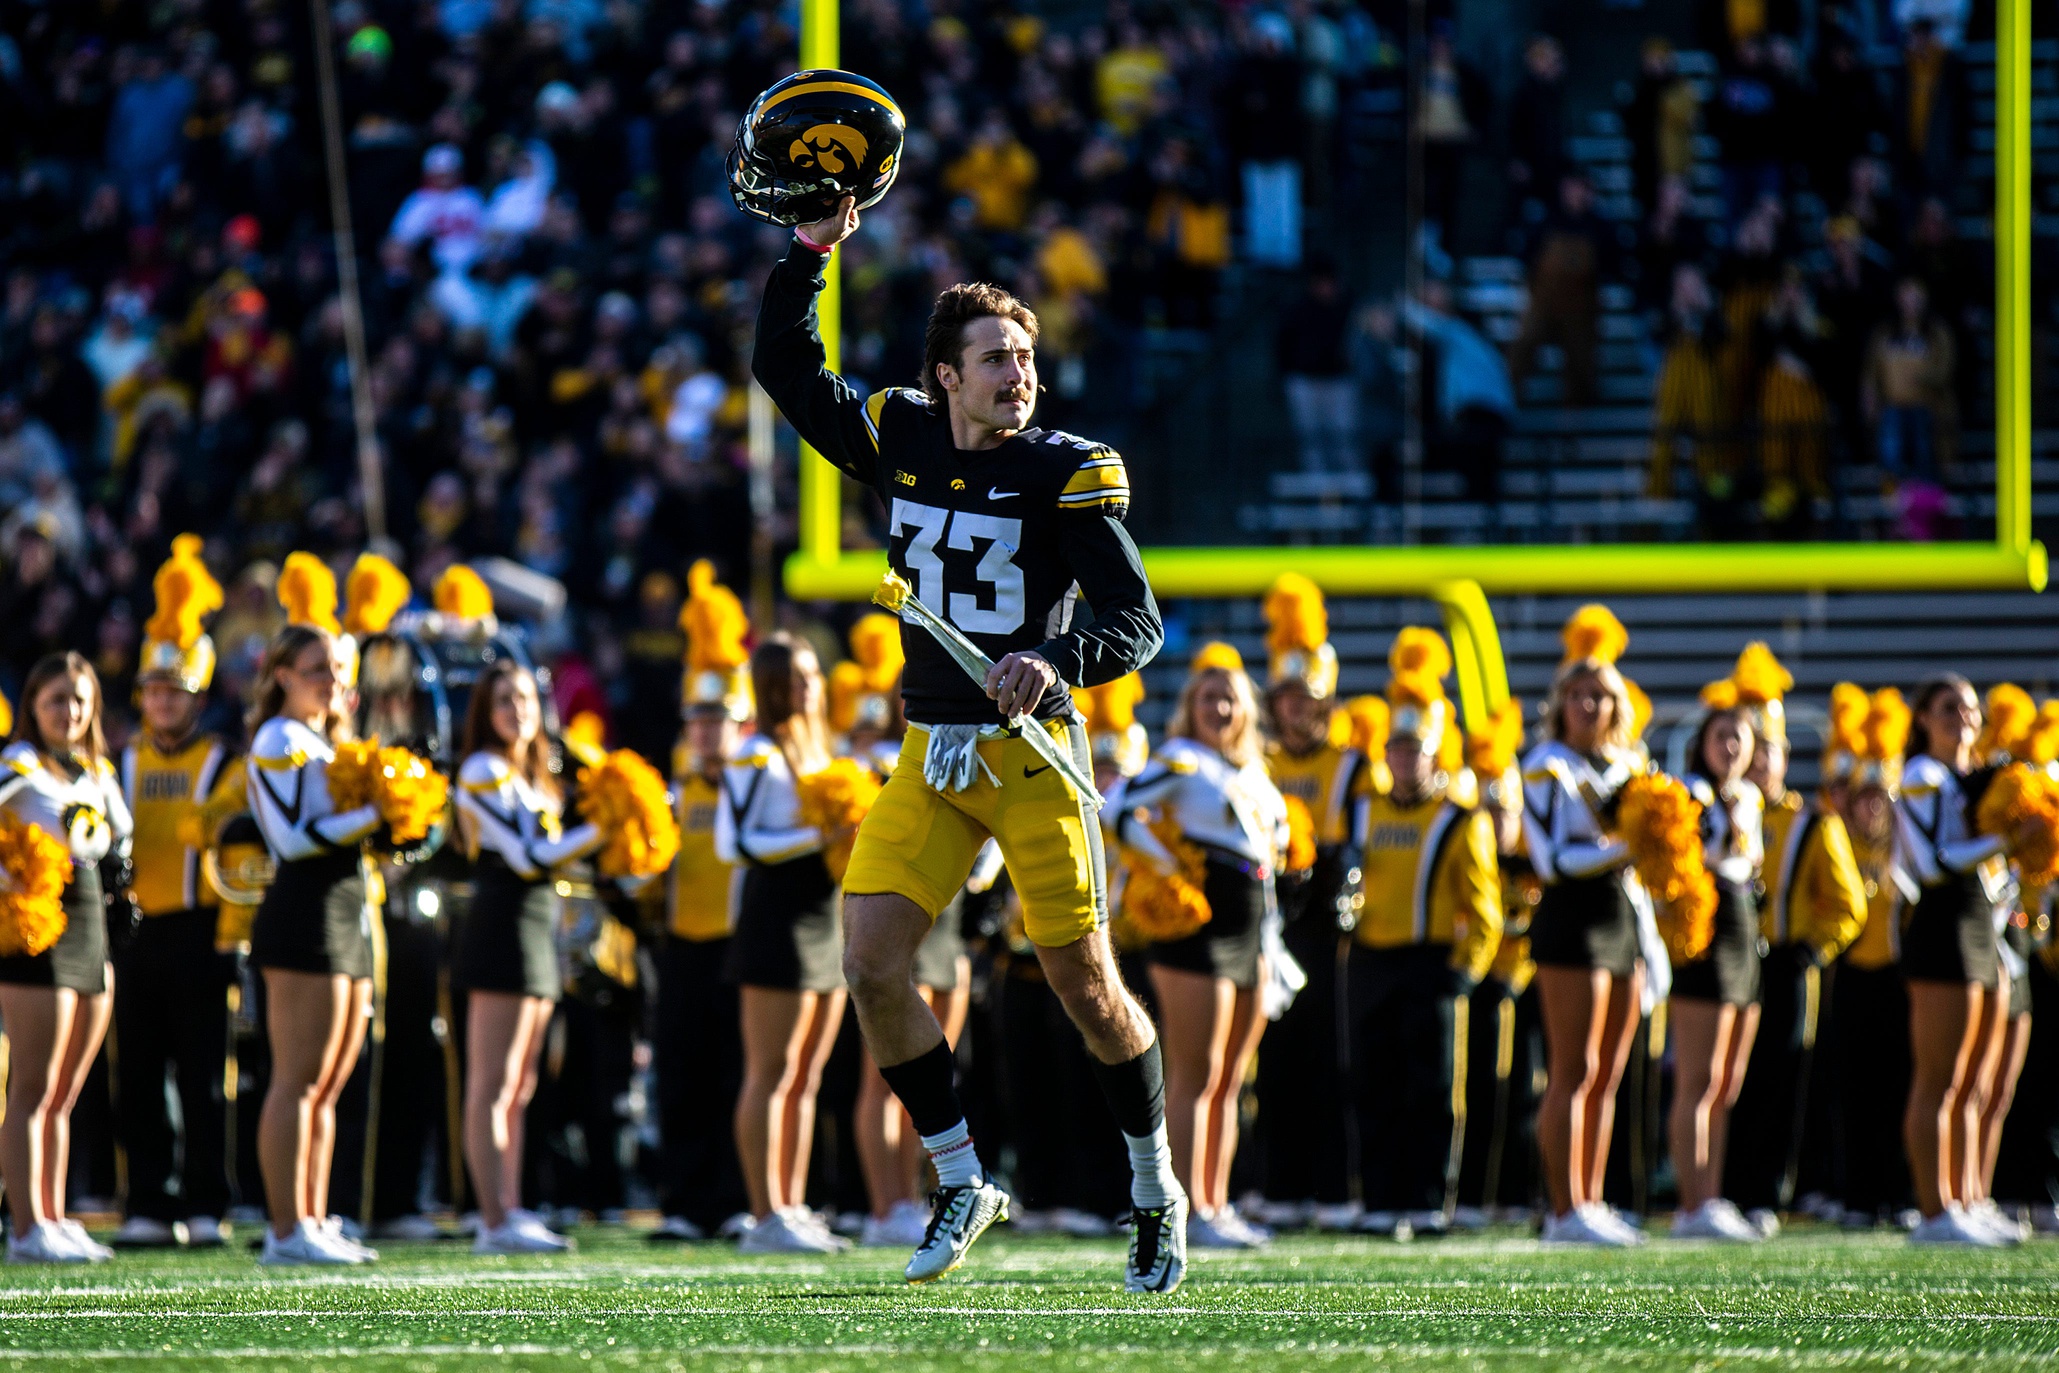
[578,749,683,879]
[0,811,73,958]
[327,739,450,846]
[797,757,884,882]
[1120,815,1212,942]
[1617,772,1716,962]
[1978,763,2059,889]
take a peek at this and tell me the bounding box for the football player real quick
[753,181,1179,1290]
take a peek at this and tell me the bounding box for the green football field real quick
[2,1225,2055,1371]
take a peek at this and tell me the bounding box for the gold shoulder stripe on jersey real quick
[253,750,308,771]
[1061,458,1129,496]
[864,390,889,451]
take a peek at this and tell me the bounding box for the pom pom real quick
[1336,695,1391,756]
[327,739,450,845]
[1388,626,1452,684]
[1120,815,1211,942]
[2029,701,2059,768]
[1466,700,1526,779]
[562,712,608,768]
[1700,678,1741,711]
[145,536,224,649]
[1978,762,2059,888]
[796,757,883,882]
[278,552,340,633]
[1865,688,1912,763]
[1616,772,1716,962]
[0,811,73,958]
[0,687,13,739]
[342,553,411,637]
[1281,795,1317,875]
[679,559,750,674]
[1561,604,1629,666]
[1624,678,1653,741]
[1731,642,1792,706]
[433,564,494,620]
[1263,573,1328,656]
[1190,642,1245,674]
[1980,683,2038,763]
[578,749,683,879]
[1075,674,1146,735]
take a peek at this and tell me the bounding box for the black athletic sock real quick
[877,1039,966,1139]
[1088,1039,1166,1138]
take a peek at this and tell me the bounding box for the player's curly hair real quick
[922,282,1038,407]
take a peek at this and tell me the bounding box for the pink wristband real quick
[793,229,834,254]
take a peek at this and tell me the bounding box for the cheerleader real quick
[1114,651,1292,1248]
[1667,683,1766,1241]
[0,653,131,1263]
[1897,673,2036,1245]
[244,618,382,1265]
[1521,606,1647,1247]
[1832,689,1915,1227]
[452,660,600,1254]
[717,633,849,1254]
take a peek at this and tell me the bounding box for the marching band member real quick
[1726,669,1866,1231]
[1897,674,2033,1246]
[0,653,132,1263]
[1833,689,1917,1227]
[1256,576,1365,1231]
[1348,629,1501,1238]
[1522,606,1649,1247]
[452,659,602,1255]
[1113,647,1293,1249]
[1666,673,1768,1241]
[112,538,238,1251]
[649,672,749,1242]
[245,557,383,1266]
[718,632,850,1255]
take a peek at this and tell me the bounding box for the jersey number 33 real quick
[890,498,1025,636]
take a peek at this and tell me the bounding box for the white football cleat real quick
[904,1183,1010,1282]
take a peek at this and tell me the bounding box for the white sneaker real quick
[1541,1207,1636,1247]
[110,1216,179,1248]
[647,1215,705,1242]
[1214,1206,1274,1246]
[1672,1202,1757,1242]
[1051,1206,1116,1238]
[718,1211,757,1241]
[738,1209,844,1255]
[474,1218,574,1254]
[1312,1201,1363,1231]
[1582,1203,1648,1245]
[1185,1209,1262,1250]
[1964,1200,2027,1246]
[903,1183,1010,1281]
[1909,1208,2007,1247]
[505,1209,562,1241]
[315,1216,378,1262]
[1737,1205,1781,1239]
[54,1219,113,1262]
[185,1216,226,1248]
[860,1199,931,1248]
[260,1219,363,1265]
[7,1222,88,1264]
[789,1207,852,1251]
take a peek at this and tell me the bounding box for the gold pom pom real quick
[327,739,449,844]
[145,536,224,649]
[1979,683,2038,763]
[796,757,883,882]
[0,811,73,957]
[278,552,340,633]
[678,560,750,674]
[1466,699,1526,780]
[1120,815,1212,941]
[2029,701,2059,768]
[0,687,13,739]
[342,553,411,637]
[1282,795,1317,874]
[1978,762,2059,888]
[1388,626,1452,683]
[1561,604,1629,666]
[562,712,608,768]
[433,565,494,620]
[1617,772,1716,961]
[1075,674,1146,735]
[1190,642,1245,674]
[1263,573,1328,656]
[578,749,683,879]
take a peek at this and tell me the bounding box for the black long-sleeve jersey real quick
[753,240,1163,725]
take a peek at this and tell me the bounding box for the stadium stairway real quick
[1147,589,2059,788]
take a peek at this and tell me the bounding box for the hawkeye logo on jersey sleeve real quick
[951,479,966,490]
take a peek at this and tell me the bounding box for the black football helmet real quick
[727,69,905,227]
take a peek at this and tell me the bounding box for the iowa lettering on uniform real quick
[139,771,194,801]
[683,802,718,832]
[1369,822,1423,851]
[1276,776,1320,803]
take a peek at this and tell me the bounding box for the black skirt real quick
[726,854,843,993]
[250,849,372,980]
[2003,920,2034,1018]
[0,862,107,994]
[1902,871,1999,990]
[1531,872,1640,978]
[1151,855,1266,990]
[1670,883,1763,1006]
[915,890,968,992]
[455,856,562,1000]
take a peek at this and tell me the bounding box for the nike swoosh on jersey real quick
[988,487,1019,500]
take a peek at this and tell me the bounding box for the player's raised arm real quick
[750,196,884,483]
[1037,450,1163,688]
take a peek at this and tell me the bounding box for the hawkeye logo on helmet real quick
[790,124,867,176]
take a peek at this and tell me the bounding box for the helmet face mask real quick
[728,70,906,227]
